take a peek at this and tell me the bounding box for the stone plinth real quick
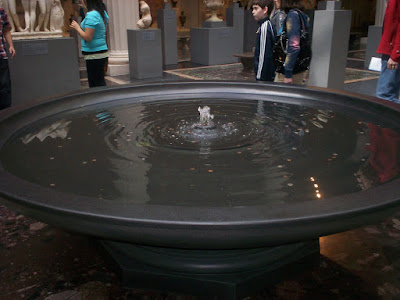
[226,3,244,55]
[190,27,238,65]
[365,25,383,69]
[9,38,80,106]
[243,9,258,52]
[157,7,178,66]
[128,29,163,79]
[11,31,63,40]
[202,21,227,28]
[309,8,352,90]
[317,1,342,10]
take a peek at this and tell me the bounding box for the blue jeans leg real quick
[376,54,400,103]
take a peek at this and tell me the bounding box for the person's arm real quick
[3,29,15,58]
[277,11,286,35]
[283,11,301,83]
[388,20,400,70]
[70,20,95,42]
[2,10,15,58]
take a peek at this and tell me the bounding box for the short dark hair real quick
[252,0,274,12]
[281,0,304,12]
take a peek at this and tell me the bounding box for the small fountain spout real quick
[196,106,216,130]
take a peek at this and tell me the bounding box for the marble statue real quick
[21,0,47,32]
[137,0,152,29]
[43,0,54,32]
[203,0,224,22]
[2,0,24,32]
[49,0,64,32]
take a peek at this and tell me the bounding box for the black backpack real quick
[273,9,312,75]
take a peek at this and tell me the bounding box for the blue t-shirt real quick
[81,10,109,53]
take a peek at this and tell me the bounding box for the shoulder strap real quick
[267,20,274,41]
[293,9,306,32]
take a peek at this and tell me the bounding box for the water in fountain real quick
[196,106,215,129]
[1,98,399,207]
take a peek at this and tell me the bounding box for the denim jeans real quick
[376,54,400,103]
[0,58,12,110]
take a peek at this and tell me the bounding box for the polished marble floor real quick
[79,49,381,99]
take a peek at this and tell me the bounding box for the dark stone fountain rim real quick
[0,81,399,249]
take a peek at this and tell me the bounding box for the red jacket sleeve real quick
[377,0,400,61]
[391,1,400,62]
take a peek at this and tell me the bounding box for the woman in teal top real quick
[70,0,109,87]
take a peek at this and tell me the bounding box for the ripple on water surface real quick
[1,99,399,207]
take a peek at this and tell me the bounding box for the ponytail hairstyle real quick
[86,0,107,22]
[281,0,304,13]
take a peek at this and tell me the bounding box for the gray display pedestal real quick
[128,29,163,79]
[191,26,238,66]
[243,9,258,52]
[9,38,80,106]
[364,25,382,69]
[157,4,178,67]
[309,2,351,90]
[317,0,342,10]
[226,3,244,55]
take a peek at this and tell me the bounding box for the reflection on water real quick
[1,99,399,207]
[355,123,400,190]
[21,120,71,144]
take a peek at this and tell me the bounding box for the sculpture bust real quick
[203,0,224,22]
[137,0,152,29]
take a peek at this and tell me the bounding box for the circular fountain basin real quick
[0,81,399,249]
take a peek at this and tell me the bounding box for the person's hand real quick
[284,77,293,84]
[388,58,399,70]
[9,46,15,59]
[70,20,80,30]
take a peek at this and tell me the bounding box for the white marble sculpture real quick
[21,0,47,32]
[49,0,64,32]
[2,0,24,32]
[43,0,54,31]
[137,0,152,29]
[203,0,224,22]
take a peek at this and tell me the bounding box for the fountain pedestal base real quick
[100,240,320,299]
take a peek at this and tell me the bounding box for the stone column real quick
[104,0,139,76]
[375,0,388,26]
